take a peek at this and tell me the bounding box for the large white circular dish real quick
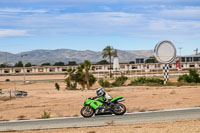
[154,40,176,64]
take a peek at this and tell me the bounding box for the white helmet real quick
[96,88,104,97]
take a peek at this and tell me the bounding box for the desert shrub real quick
[89,73,97,87]
[112,76,128,87]
[178,69,200,83]
[99,79,111,88]
[130,76,163,86]
[41,111,51,119]
[65,78,77,90]
[55,83,60,91]
[165,81,176,86]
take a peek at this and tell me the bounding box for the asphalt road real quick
[0,107,200,132]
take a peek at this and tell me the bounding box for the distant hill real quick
[0,49,154,65]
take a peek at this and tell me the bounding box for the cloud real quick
[160,6,200,19]
[0,29,28,37]
[0,5,200,39]
[0,8,47,13]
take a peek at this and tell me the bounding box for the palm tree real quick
[83,60,91,90]
[102,46,117,78]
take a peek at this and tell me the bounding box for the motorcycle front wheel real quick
[81,106,94,118]
[112,103,126,115]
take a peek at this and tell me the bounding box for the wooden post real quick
[10,90,12,99]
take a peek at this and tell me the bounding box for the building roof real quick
[182,54,200,57]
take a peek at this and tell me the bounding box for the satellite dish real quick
[154,40,176,64]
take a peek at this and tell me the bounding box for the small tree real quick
[55,83,60,91]
[96,60,109,65]
[73,64,86,89]
[83,60,91,90]
[129,61,135,64]
[25,62,32,67]
[0,64,6,68]
[65,67,77,90]
[15,61,23,67]
[41,62,51,66]
[145,56,158,63]
[54,62,65,66]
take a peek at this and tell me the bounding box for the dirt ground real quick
[0,74,65,81]
[7,120,200,133]
[0,74,200,121]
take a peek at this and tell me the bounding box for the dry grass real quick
[17,115,26,120]
[170,90,176,95]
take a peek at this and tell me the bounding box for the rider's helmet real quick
[96,88,105,97]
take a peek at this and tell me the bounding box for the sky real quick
[0,0,200,55]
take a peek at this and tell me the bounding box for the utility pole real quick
[5,52,8,67]
[21,54,27,83]
[178,47,183,57]
[178,47,183,70]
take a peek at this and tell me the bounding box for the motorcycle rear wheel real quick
[113,103,126,115]
[81,106,94,118]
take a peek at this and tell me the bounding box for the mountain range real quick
[0,49,154,65]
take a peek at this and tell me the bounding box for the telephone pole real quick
[21,54,27,83]
[178,47,183,57]
[178,47,183,70]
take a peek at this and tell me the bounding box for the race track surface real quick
[0,107,200,132]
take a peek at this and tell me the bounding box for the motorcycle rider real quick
[93,88,112,114]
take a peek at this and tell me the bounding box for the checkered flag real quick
[163,64,169,84]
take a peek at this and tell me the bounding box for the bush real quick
[130,77,163,86]
[112,76,128,87]
[41,111,51,119]
[55,83,60,91]
[178,69,200,83]
[65,78,77,90]
[89,73,97,87]
[99,79,111,88]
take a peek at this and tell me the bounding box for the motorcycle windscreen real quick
[111,96,123,102]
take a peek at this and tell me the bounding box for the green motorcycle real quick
[80,96,126,118]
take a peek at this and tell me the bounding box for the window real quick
[15,70,20,73]
[50,68,55,72]
[193,57,200,62]
[186,57,192,62]
[96,66,102,70]
[189,64,195,68]
[136,58,144,64]
[132,66,137,69]
[181,57,185,62]
[27,69,32,73]
[62,68,67,72]
[4,70,9,73]
[108,67,113,70]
